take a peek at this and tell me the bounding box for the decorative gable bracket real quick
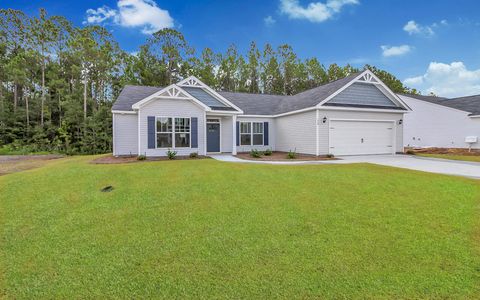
[357,72,378,84]
[158,86,190,99]
[179,77,203,87]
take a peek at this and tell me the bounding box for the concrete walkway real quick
[209,154,480,179]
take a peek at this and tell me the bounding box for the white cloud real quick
[264,15,276,26]
[280,0,359,23]
[381,45,411,57]
[85,0,174,34]
[404,61,480,97]
[403,19,447,36]
[85,6,118,24]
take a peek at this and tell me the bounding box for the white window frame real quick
[252,122,264,146]
[155,116,191,149]
[240,121,264,146]
[240,122,252,146]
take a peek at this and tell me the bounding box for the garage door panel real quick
[330,120,394,156]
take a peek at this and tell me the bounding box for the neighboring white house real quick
[399,94,480,149]
[112,69,410,157]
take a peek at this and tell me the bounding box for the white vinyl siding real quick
[139,99,205,156]
[401,95,480,149]
[275,111,316,155]
[220,116,233,153]
[113,113,138,156]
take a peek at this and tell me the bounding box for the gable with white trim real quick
[320,70,409,110]
[326,82,397,108]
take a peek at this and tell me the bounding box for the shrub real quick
[264,148,273,156]
[137,154,146,161]
[189,152,198,158]
[406,150,415,155]
[326,153,335,158]
[167,149,177,160]
[250,149,262,158]
[287,149,297,159]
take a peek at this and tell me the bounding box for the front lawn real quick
[1,157,480,298]
[416,153,480,163]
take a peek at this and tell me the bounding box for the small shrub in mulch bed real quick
[250,149,262,158]
[287,149,297,159]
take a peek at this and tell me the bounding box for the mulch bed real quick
[405,147,480,156]
[91,155,210,164]
[235,152,338,161]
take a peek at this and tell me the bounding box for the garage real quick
[329,119,395,156]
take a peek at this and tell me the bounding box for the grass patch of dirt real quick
[0,155,64,176]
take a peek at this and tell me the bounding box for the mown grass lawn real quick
[1,157,480,299]
[416,153,480,163]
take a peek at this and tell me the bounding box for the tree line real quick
[0,8,418,154]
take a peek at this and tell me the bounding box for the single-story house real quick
[112,69,411,157]
[399,94,480,149]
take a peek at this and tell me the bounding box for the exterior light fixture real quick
[322,117,327,124]
[398,119,403,125]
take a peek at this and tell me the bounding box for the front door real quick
[207,123,220,152]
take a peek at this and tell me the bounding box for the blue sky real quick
[5,0,480,97]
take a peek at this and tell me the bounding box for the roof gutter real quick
[112,110,137,114]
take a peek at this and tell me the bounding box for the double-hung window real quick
[175,118,190,148]
[240,122,251,146]
[240,122,264,146]
[156,117,173,148]
[156,117,190,148]
[252,122,263,146]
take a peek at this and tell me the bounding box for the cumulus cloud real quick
[403,19,447,36]
[85,0,174,34]
[264,15,276,26]
[381,45,411,57]
[280,0,359,23]
[404,62,480,97]
[85,6,118,24]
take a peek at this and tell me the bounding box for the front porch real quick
[205,113,237,155]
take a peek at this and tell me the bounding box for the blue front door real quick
[207,123,220,152]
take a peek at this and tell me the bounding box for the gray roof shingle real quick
[401,93,480,116]
[112,85,163,111]
[112,72,378,115]
[443,95,480,116]
[217,72,362,115]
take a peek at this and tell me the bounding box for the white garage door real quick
[329,120,394,156]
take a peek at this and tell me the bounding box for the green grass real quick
[1,157,480,299]
[0,145,54,155]
[416,153,480,163]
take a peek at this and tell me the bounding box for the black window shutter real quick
[147,116,155,149]
[236,121,240,146]
[191,117,198,148]
[263,122,269,146]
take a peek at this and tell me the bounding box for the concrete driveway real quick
[210,154,480,179]
[336,155,480,179]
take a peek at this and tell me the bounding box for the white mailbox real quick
[465,136,478,143]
